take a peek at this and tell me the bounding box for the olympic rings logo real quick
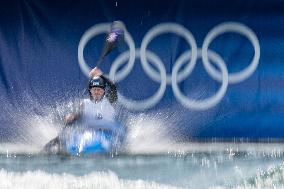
[78,22,260,111]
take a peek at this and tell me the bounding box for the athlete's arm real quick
[64,101,84,125]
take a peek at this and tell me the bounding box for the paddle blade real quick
[101,21,125,58]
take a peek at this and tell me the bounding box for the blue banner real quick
[0,0,283,140]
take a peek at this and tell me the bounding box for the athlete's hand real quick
[65,113,76,124]
[89,67,103,78]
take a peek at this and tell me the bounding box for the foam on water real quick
[0,169,180,189]
[1,144,284,188]
[211,163,284,189]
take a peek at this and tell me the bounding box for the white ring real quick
[140,23,198,84]
[172,49,228,110]
[110,49,167,110]
[202,22,260,84]
[78,23,136,78]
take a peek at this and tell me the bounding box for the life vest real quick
[81,97,116,130]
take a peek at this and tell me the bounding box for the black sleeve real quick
[100,75,118,104]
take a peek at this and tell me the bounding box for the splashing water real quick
[124,113,177,154]
[0,95,76,154]
[1,96,284,188]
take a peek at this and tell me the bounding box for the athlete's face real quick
[90,87,105,101]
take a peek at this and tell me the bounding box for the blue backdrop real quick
[0,0,283,140]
